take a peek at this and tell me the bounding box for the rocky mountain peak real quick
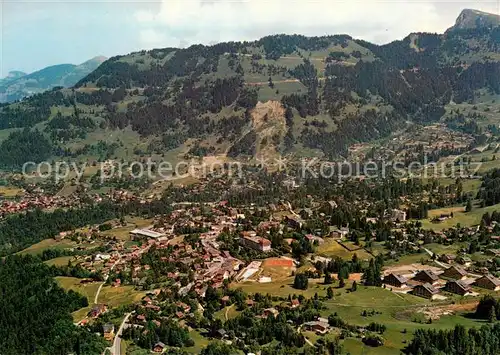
[453,8,500,30]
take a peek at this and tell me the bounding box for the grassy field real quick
[317,286,483,355]
[18,237,103,256]
[0,185,23,197]
[424,242,465,255]
[337,309,484,355]
[120,339,129,355]
[233,277,402,300]
[124,343,150,355]
[256,81,307,102]
[234,276,322,298]
[385,242,465,266]
[99,285,146,308]
[56,277,147,322]
[56,276,102,301]
[215,305,240,321]
[44,255,75,266]
[385,252,430,266]
[184,329,210,354]
[55,276,103,321]
[233,278,485,354]
[316,240,373,260]
[18,238,75,255]
[475,158,500,174]
[72,306,92,322]
[421,202,500,230]
[0,128,19,144]
[100,217,154,241]
[430,177,482,194]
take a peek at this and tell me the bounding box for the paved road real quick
[110,313,131,355]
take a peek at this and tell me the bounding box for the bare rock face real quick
[453,9,500,30]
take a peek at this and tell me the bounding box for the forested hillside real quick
[405,324,500,355]
[0,255,107,355]
[1,10,500,167]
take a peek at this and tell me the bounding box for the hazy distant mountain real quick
[0,56,107,103]
[0,71,27,87]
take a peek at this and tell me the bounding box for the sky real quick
[1,0,499,77]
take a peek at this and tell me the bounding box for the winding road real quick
[110,313,132,355]
[297,325,315,347]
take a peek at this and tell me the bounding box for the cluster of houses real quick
[384,263,500,299]
[0,184,168,221]
[76,205,267,295]
[385,123,474,162]
[0,187,149,220]
[78,249,123,275]
[0,192,88,218]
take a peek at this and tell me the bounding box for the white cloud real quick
[139,29,168,48]
[134,0,436,47]
[133,0,499,48]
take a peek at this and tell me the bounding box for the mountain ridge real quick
[0,9,499,168]
[451,8,500,30]
[0,56,107,103]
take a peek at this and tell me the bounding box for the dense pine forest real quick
[0,255,107,355]
[405,324,500,355]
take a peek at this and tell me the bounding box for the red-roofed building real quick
[175,311,185,319]
[240,235,272,252]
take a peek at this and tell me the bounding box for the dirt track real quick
[245,79,301,86]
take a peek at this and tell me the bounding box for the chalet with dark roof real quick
[439,254,456,263]
[412,283,440,299]
[88,304,107,318]
[444,280,471,296]
[285,215,304,229]
[383,273,408,288]
[303,320,330,335]
[153,342,166,353]
[474,274,500,291]
[441,265,467,280]
[412,270,439,284]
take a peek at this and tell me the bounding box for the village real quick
[33,188,498,354]
[0,186,156,219]
[2,140,500,354]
